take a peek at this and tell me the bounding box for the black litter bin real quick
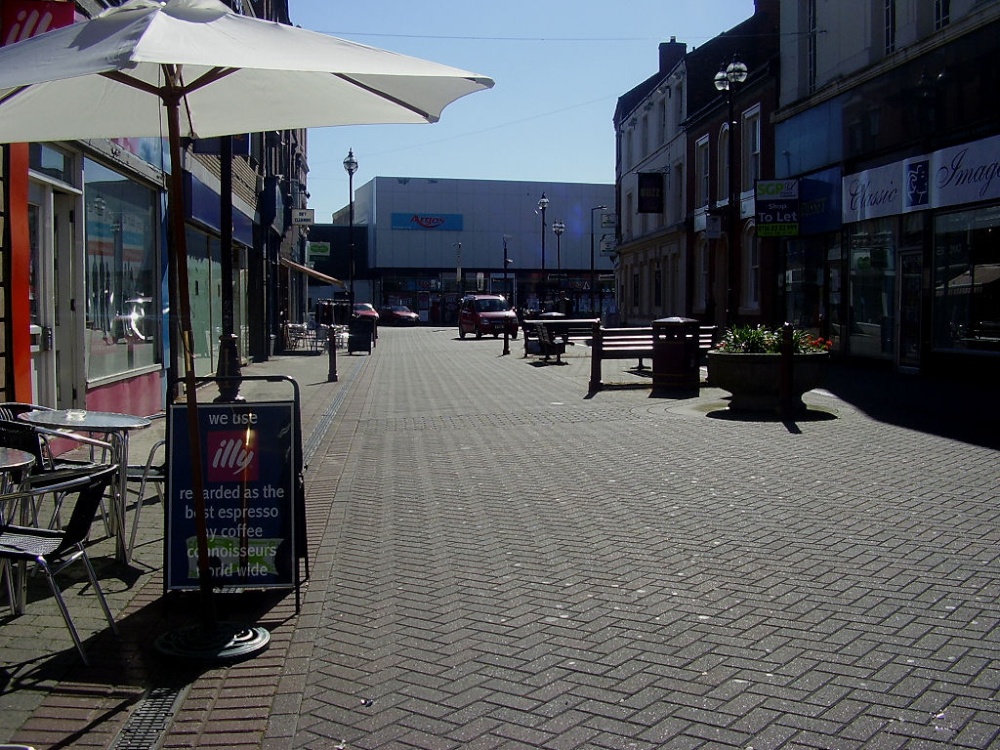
[652,317,700,389]
[348,316,374,354]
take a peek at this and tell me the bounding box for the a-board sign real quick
[165,401,297,591]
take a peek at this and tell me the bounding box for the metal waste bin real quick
[652,317,700,389]
[348,316,374,354]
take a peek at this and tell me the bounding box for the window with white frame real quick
[742,107,761,193]
[626,128,634,169]
[641,114,649,157]
[934,0,950,29]
[658,99,667,145]
[695,136,710,207]
[884,0,896,55]
[718,125,730,203]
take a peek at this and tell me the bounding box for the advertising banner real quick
[166,401,297,591]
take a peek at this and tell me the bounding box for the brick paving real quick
[1,325,998,749]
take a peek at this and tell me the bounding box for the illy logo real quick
[207,430,258,482]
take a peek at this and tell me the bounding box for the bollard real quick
[502,328,510,356]
[779,322,793,417]
[327,326,339,382]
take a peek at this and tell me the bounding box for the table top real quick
[19,409,152,432]
[0,446,35,472]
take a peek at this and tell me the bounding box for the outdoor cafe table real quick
[18,409,151,563]
[0,446,35,613]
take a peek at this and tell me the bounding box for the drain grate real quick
[110,685,188,750]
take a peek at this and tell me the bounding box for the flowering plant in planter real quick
[708,324,832,413]
[715,324,832,354]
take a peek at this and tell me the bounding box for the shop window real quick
[84,158,160,381]
[694,240,709,313]
[653,266,662,308]
[847,218,896,359]
[933,209,1000,353]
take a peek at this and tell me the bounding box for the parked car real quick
[380,304,420,326]
[458,294,519,339]
[353,302,380,323]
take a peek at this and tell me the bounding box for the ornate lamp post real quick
[343,148,358,311]
[502,235,513,355]
[590,205,606,315]
[537,193,549,306]
[713,57,747,324]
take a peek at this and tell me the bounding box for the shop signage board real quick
[165,392,303,595]
[755,179,799,237]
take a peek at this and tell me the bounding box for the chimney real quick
[659,36,685,74]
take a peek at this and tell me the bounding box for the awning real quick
[279,257,346,290]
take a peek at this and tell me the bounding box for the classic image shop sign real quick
[756,179,800,237]
[166,402,296,591]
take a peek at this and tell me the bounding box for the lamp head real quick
[343,148,358,176]
[552,220,565,236]
[537,193,549,212]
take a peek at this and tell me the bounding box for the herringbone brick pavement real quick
[274,329,1000,750]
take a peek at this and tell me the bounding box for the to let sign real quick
[755,179,799,237]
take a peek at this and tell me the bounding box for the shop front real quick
[841,133,1000,376]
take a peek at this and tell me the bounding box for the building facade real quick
[0,0,309,414]
[312,177,615,325]
[776,0,1000,378]
[613,0,780,329]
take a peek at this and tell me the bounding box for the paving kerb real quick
[1,326,997,749]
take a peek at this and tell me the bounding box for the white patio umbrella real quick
[0,0,493,660]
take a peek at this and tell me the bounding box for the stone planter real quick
[706,350,829,413]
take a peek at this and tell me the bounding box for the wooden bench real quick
[589,323,718,391]
[522,318,600,360]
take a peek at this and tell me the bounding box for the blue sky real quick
[288,0,756,221]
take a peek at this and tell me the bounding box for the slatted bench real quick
[522,318,600,360]
[589,323,718,391]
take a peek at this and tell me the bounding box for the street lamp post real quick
[454,242,462,296]
[552,219,565,311]
[590,205,606,316]
[537,193,548,306]
[343,148,358,311]
[713,57,747,325]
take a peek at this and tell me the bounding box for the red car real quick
[379,305,420,326]
[353,303,380,323]
[458,294,519,339]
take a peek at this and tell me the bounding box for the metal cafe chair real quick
[0,406,112,530]
[125,414,166,558]
[0,466,118,665]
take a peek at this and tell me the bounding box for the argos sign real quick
[391,213,463,231]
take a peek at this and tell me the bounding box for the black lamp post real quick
[713,56,747,324]
[589,205,606,315]
[343,148,358,311]
[537,193,548,306]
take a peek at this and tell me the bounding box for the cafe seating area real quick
[0,403,161,663]
[283,322,348,353]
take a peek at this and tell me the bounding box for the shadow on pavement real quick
[822,359,999,449]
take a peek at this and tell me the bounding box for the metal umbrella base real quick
[154,621,270,663]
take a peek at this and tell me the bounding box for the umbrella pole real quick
[154,84,268,662]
